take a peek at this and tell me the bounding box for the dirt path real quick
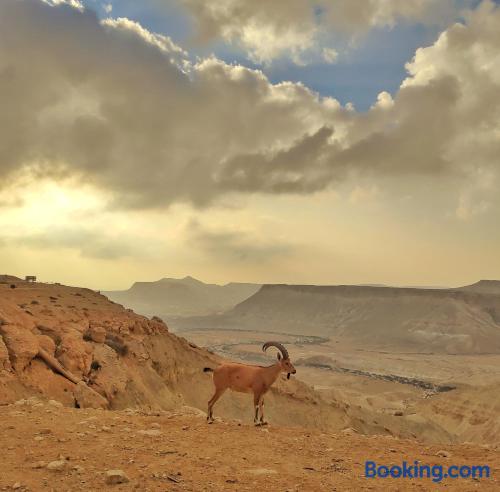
[1,400,499,491]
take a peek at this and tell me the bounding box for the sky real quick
[1,0,500,290]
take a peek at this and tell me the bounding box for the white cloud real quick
[322,47,339,64]
[371,91,394,110]
[177,0,466,64]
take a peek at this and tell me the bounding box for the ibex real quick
[203,341,296,425]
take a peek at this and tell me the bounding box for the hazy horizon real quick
[2,270,489,292]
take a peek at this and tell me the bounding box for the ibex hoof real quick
[260,421,268,426]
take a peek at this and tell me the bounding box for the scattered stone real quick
[341,428,358,435]
[436,450,451,458]
[34,436,44,442]
[179,405,206,417]
[150,423,161,429]
[138,429,161,437]
[166,475,181,483]
[39,428,52,435]
[12,483,22,490]
[47,460,67,471]
[105,469,130,485]
[48,400,63,408]
[394,411,404,417]
[31,461,47,469]
[248,468,278,475]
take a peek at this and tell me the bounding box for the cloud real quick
[3,226,156,260]
[186,220,293,263]
[322,47,339,64]
[0,0,499,220]
[177,0,465,64]
[217,126,336,194]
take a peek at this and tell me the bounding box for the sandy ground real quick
[1,400,500,492]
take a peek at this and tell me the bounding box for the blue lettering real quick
[431,465,444,483]
[365,461,377,478]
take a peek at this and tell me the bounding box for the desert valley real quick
[107,276,500,446]
[2,275,500,490]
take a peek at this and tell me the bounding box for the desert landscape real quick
[3,0,500,490]
[2,276,500,490]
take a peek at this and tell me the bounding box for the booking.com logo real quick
[365,460,491,483]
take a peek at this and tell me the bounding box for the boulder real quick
[0,334,12,371]
[74,381,108,409]
[88,326,106,344]
[0,325,39,371]
[56,332,93,377]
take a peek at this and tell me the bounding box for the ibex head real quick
[262,341,296,378]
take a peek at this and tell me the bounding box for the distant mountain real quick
[0,275,21,283]
[103,276,260,319]
[175,283,500,354]
[457,280,500,295]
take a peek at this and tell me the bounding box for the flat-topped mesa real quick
[210,282,500,355]
[255,283,492,299]
[458,279,500,295]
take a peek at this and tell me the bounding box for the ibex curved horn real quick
[262,341,289,360]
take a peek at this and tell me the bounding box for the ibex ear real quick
[277,353,281,360]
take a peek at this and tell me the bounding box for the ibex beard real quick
[203,341,296,426]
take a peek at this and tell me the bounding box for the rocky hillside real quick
[103,276,260,319]
[176,283,500,354]
[0,279,350,432]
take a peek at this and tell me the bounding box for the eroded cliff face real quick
[0,280,350,433]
